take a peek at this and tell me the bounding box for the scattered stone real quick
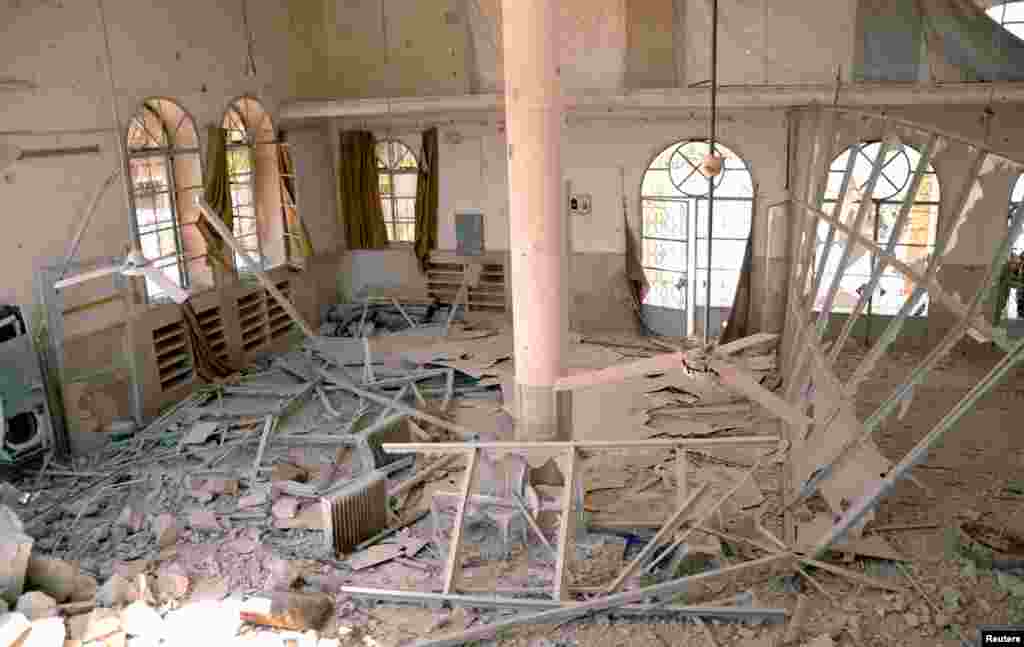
[69,574,97,603]
[904,612,920,628]
[154,566,189,603]
[151,514,177,549]
[979,598,993,614]
[68,609,121,642]
[266,558,300,591]
[802,635,835,647]
[187,510,222,532]
[0,505,33,605]
[272,464,309,483]
[22,616,65,647]
[116,507,145,534]
[272,498,300,521]
[934,613,951,628]
[227,537,258,554]
[0,612,30,647]
[15,592,57,620]
[111,561,149,581]
[238,493,268,509]
[240,592,334,631]
[25,557,79,603]
[163,599,241,644]
[205,478,239,496]
[97,576,140,608]
[56,600,94,617]
[119,601,164,639]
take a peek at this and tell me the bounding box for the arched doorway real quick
[640,140,754,337]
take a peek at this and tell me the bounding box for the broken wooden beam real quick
[553,352,686,391]
[197,198,316,338]
[554,448,580,601]
[381,437,782,453]
[442,449,480,594]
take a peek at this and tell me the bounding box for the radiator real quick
[320,470,388,556]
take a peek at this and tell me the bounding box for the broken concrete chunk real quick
[67,608,121,642]
[348,545,403,571]
[14,592,56,621]
[182,422,219,446]
[26,557,79,603]
[115,506,144,534]
[153,565,188,603]
[150,514,177,549]
[187,510,222,532]
[97,576,140,608]
[272,497,300,521]
[239,592,333,631]
[272,464,309,484]
[119,601,164,639]
[0,612,30,647]
[0,506,32,605]
[22,616,65,647]
[68,574,97,604]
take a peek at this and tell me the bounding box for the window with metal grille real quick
[817,142,941,318]
[222,97,276,270]
[375,140,418,243]
[126,98,204,302]
[987,1,1024,39]
[639,140,754,336]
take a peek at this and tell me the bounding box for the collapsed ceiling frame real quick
[777,104,1024,557]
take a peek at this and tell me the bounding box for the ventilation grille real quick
[195,305,229,361]
[320,470,387,556]
[268,281,294,340]
[153,319,194,391]
[237,291,268,353]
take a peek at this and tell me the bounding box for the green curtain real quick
[277,142,314,264]
[198,125,234,273]
[338,130,388,249]
[414,127,439,273]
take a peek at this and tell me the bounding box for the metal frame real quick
[779,105,1024,557]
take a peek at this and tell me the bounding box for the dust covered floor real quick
[8,329,1024,647]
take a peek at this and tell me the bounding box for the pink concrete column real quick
[501,0,571,441]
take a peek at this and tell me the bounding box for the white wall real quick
[0,0,293,324]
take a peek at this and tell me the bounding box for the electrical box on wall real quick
[568,193,592,216]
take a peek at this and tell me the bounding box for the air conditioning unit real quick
[0,306,54,463]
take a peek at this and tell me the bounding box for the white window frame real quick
[375,139,419,244]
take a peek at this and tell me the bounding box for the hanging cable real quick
[703,0,720,342]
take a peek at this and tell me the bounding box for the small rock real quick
[934,613,951,628]
[151,514,177,549]
[803,635,835,647]
[69,574,97,603]
[960,510,982,522]
[238,493,268,509]
[22,616,65,647]
[116,507,145,534]
[187,510,222,532]
[154,565,189,602]
[97,576,139,608]
[272,497,300,520]
[15,591,57,620]
[0,612,30,646]
[119,601,164,639]
[68,608,121,642]
[227,537,258,554]
[25,557,79,604]
[904,612,920,628]
[979,598,993,614]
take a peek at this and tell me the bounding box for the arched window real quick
[987,2,1024,39]
[375,140,418,242]
[640,140,754,337]
[816,142,940,317]
[126,98,204,301]
[222,97,278,270]
[1003,174,1024,320]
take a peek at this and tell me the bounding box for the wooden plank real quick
[708,359,811,427]
[554,448,580,601]
[605,482,709,594]
[198,199,316,338]
[713,333,779,357]
[442,449,480,594]
[411,554,792,647]
[388,454,462,498]
[553,352,685,391]
[380,437,782,453]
